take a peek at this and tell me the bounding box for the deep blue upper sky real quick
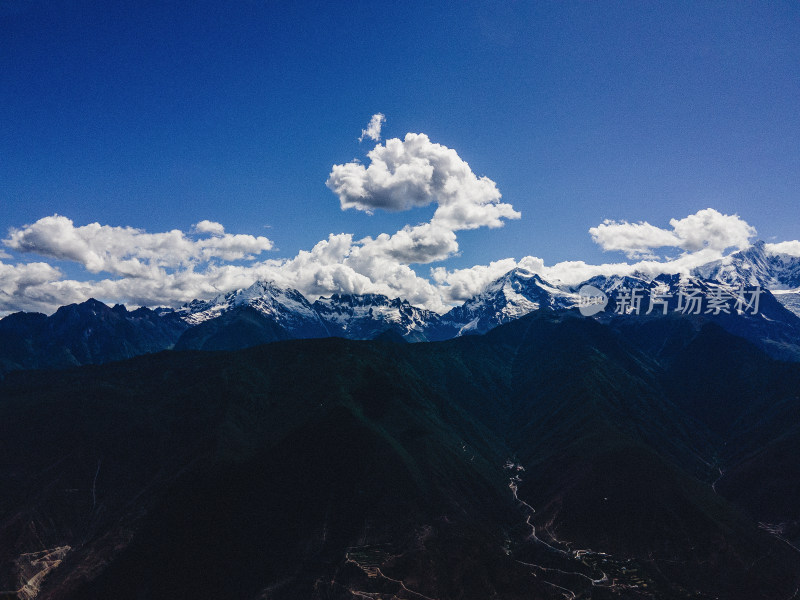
[1,1,799,310]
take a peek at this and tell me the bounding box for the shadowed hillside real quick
[1,313,799,599]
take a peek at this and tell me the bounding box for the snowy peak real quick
[693,241,775,287]
[443,268,578,335]
[693,240,800,289]
[313,293,447,341]
[581,271,774,314]
[166,244,800,348]
[767,250,800,289]
[176,280,329,337]
[315,292,407,312]
[575,273,653,295]
[690,241,800,316]
[177,283,449,342]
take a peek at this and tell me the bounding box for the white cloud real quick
[432,258,523,302]
[669,209,756,252]
[255,232,447,311]
[4,215,273,278]
[193,220,225,236]
[0,260,65,314]
[0,216,278,314]
[358,113,386,143]
[306,129,520,309]
[0,216,452,315]
[326,132,520,231]
[589,208,756,259]
[766,240,800,257]
[542,248,725,287]
[589,220,680,259]
[430,245,733,300]
[357,223,458,265]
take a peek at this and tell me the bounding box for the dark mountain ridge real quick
[2,312,800,598]
[0,299,188,375]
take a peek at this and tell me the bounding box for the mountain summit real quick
[442,268,578,336]
[175,280,329,338]
[313,293,452,341]
[693,240,800,288]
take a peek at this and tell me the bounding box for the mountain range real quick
[1,240,799,375]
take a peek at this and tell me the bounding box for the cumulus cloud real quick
[174,232,440,312]
[0,216,278,314]
[541,248,726,287]
[430,247,733,302]
[291,128,520,309]
[0,260,65,314]
[766,240,800,257]
[326,133,520,230]
[590,209,756,259]
[193,220,225,236]
[589,221,680,259]
[670,209,757,252]
[358,223,458,265]
[432,258,525,302]
[358,113,386,143]
[4,215,273,278]
[0,213,458,315]
[0,260,62,294]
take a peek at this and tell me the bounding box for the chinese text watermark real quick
[578,285,762,317]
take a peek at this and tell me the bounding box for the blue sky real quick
[1,1,799,313]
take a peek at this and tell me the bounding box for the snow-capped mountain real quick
[691,241,800,317]
[773,290,800,317]
[694,241,800,288]
[572,273,653,296]
[4,240,800,371]
[167,253,800,350]
[441,268,579,336]
[577,272,800,361]
[694,241,780,287]
[175,280,329,338]
[312,293,452,341]
[770,252,800,289]
[165,241,800,347]
[591,272,766,315]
